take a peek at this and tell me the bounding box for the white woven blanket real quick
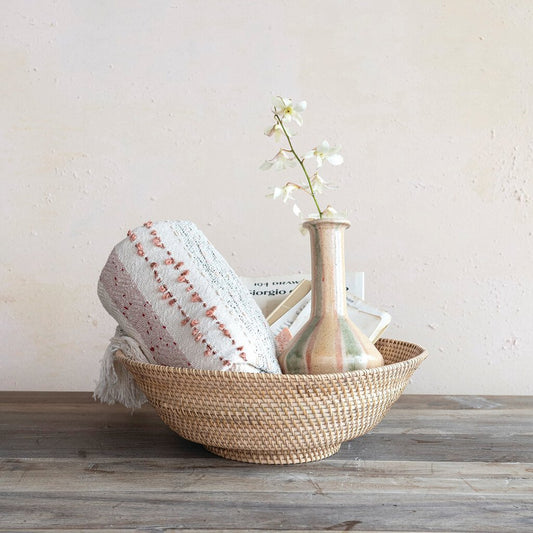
[95,220,280,407]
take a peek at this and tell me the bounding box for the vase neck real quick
[304,219,349,317]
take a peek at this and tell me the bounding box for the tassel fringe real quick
[93,327,150,409]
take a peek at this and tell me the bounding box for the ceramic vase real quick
[279,218,385,374]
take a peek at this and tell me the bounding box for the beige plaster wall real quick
[1,0,531,393]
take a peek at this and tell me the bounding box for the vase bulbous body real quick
[279,218,384,374]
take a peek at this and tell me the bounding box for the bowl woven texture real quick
[116,338,427,464]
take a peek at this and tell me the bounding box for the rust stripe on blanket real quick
[99,249,190,367]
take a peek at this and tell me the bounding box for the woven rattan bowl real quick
[116,338,427,464]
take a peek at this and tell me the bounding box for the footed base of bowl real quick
[204,443,342,464]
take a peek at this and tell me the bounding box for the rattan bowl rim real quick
[114,337,427,382]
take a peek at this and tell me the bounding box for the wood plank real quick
[3,404,531,432]
[0,522,449,533]
[0,531,452,533]
[1,392,532,409]
[392,395,533,410]
[2,397,532,462]
[368,408,533,436]
[2,426,531,463]
[0,531,457,533]
[0,400,211,459]
[1,458,532,496]
[335,433,533,463]
[1,490,531,531]
[0,391,95,404]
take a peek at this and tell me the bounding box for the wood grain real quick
[0,393,532,532]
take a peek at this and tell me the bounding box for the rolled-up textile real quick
[95,220,280,405]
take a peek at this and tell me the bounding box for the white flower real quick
[268,184,302,217]
[264,122,292,142]
[260,150,297,171]
[309,173,335,195]
[322,205,341,218]
[267,186,283,200]
[268,183,299,203]
[280,183,298,202]
[272,96,307,127]
[304,140,343,167]
[306,205,342,220]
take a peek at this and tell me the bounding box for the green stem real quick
[274,114,323,218]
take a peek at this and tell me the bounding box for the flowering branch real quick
[273,113,323,216]
[261,96,343,219]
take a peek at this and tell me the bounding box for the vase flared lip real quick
[302,217,351,229]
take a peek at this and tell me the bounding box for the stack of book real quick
[241,273,390,344]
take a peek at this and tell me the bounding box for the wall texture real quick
[1,0,532,393]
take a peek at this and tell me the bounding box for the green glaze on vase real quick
[279,218,384,374]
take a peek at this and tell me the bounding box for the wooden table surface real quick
[0,392,531,532]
